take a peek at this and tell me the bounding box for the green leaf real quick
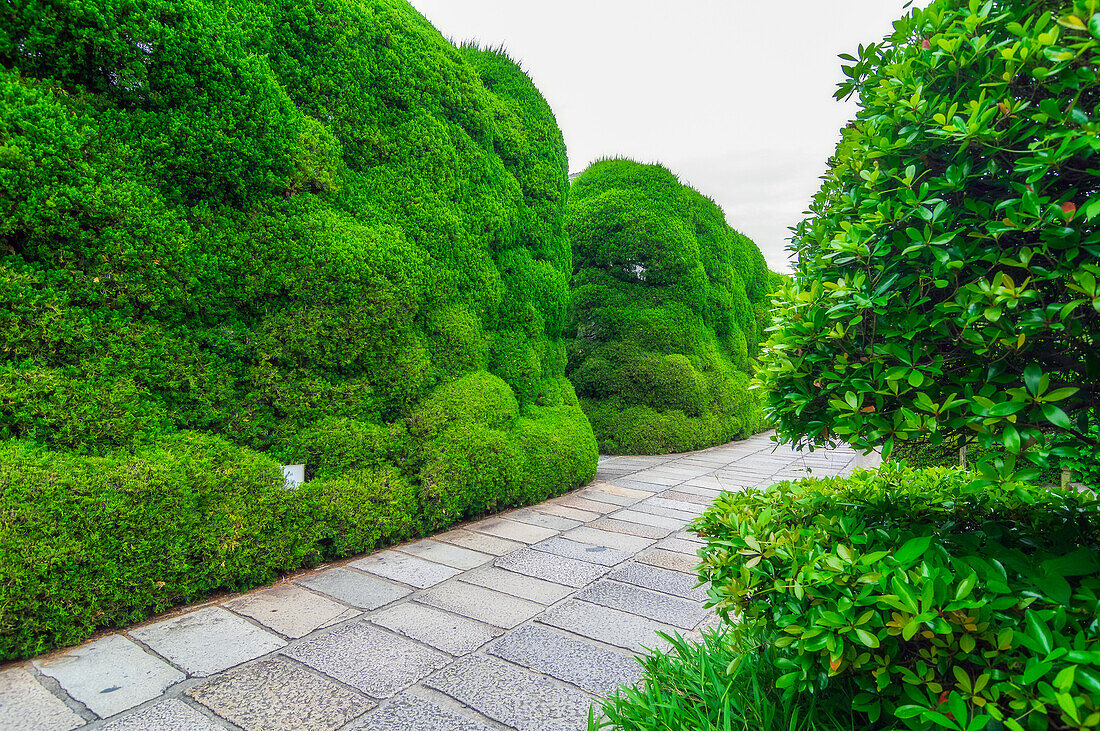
[854,628,881,648]
[895,705,927,719]
[894,535,932,566]
[1041,403,1073,429]
[1023,364,1042,394]
[1091,12,1100,39]
[1044,387,1078,402]
[1057,15,1087,30]
[1025,609,1054,655]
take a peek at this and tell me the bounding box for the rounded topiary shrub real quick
[564,159,773,454]
[0,0,596,658]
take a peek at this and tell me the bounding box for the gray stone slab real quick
[587,483,652,500]
[0,667,84,730]
[470,517,559,544]
[608,509,688,531]
[621,472,681,487]
[608,562,709,601]
[576,580,710,629]
[350,551,462,589]
[100,699,223,730]
[562,526,655,553]
[396,540,493,570]
[295,567,411,610]
[538,599,677,652]
[415,582,543,629]
[655,536,705,555]
[369,603,502,655]
[530,503,598,522]
[128,607,285,678]
[495,548,609,588]
[636,548,701,574]
[552,495,619,514]
[588,516,673,540]
[436,529,525,556]
[425,655,593,731]
[34,634,184,718]
[645,496,707,515]
[186,656,371,731]
[605,479,664,493]
[488,623,641,695]
[574,489,637,507]
[530,536,632,567]
[285,620,450,698]
[662,489,718,506]
[223,583,359,639]
[347,693,493,731]
[506,509,582,532]
[630,502,701,521]
[459,566,573,604]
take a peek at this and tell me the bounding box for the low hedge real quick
[693,465,1100,730]
[0,426,591,660]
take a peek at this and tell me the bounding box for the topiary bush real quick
[694,465,1100,730]
[0,0,596,658]
[756,0,1100,480]
[565,159,773,454]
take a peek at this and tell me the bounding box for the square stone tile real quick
[436,529,525,556]
[530,537,632,567]
[0,667,84,730]
[129,607,285,677]
[532,503,599,522]
[562,526,655,553]
[396,540,493,570]
[576,580,710,629]
[588,517,673,540]
[488,624,641,695]
[470,518,559,544]
[369,603,502,655]
[347,693,493,731]
[608,562,708,601]
[295,568,411,610]
[350,551,462,589]
[636,548,700,574]
[537,599,677,652]
[34,634,184,718]
[425,655,593,731]
[607,509,687,531]
[415,583,543,629]
[506,509,581,532]
[459,567,573,605]
[285,621,450,698]
[495,548,609,588]
[100,699,222,730]
[224,584,359,639]
[187,657,371,730]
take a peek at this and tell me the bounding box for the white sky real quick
[409,0,925,272]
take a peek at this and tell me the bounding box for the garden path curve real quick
[1,433,859,731]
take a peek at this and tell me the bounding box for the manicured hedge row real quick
[693,465,1100,730]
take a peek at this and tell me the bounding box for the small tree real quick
[758,0,1100,480]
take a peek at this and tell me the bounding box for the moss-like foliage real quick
[565,159,772,454]
[0,0,596,657]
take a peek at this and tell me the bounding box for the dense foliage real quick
[565,159,774,454]
[757,0,1100,479]
[0,0,596,657]
[694,466,1100,730]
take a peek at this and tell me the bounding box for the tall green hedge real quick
[0,0,596,657]
[564,159,772,454]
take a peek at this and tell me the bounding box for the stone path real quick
[1,434,858,731]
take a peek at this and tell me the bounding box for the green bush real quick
[0,0,596,658]
[565,159,773,454]
[756,0,1100,478]
[694,464,1100,730]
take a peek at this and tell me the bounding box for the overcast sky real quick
[409,0,925,272]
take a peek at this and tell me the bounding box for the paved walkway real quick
[2,434,858,731]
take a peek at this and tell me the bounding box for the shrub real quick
[565,159,773,454]
[756,0,1100,478]
[694,464,1100,730]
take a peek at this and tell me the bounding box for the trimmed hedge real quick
[693,465,1100,730]
[564,159,773,454]
[0,0,596,658]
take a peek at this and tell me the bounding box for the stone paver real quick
[416,582,544,629]
[488,624,641,695]
[6,434,858,731]
[350,550,462,589]
[34,634,184,718]
[99,699,223,730]
[0,667,85,730]
[294,567,411,610]
[285,620,450,698]
[370,603,503,655]
[128,607,286,678]
[348,693,493,731]
[426,655,593,731]
[223,583,359,639]
[186,656,370,730]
